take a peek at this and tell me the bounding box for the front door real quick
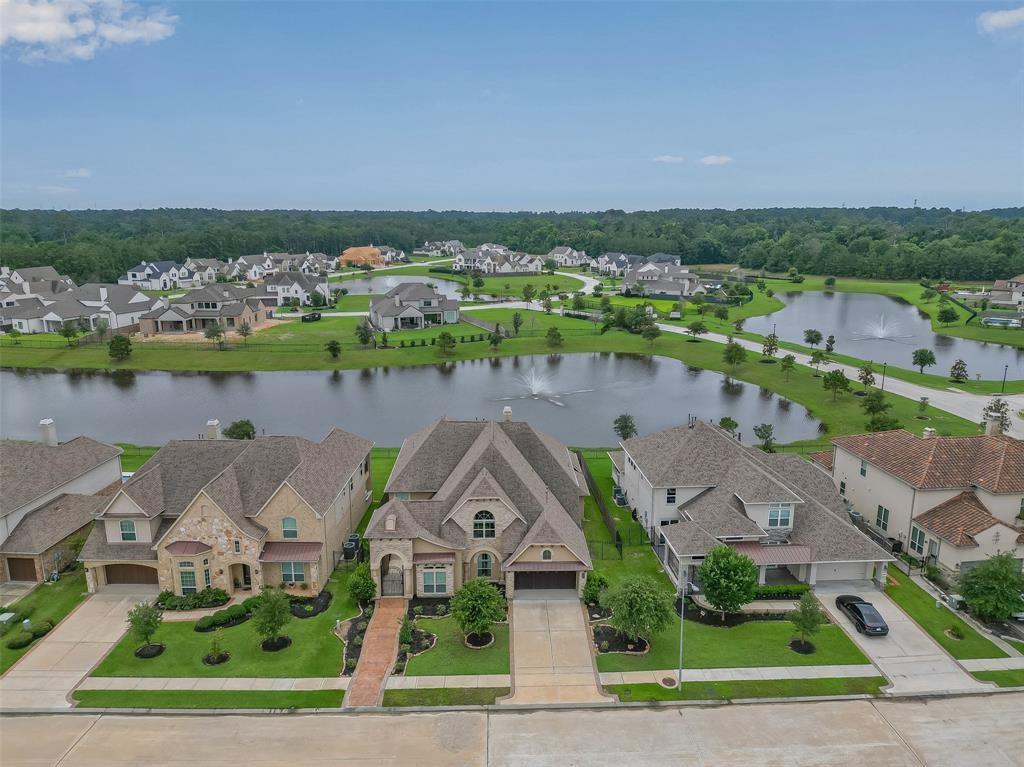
[381,555,404,597]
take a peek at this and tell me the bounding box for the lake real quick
[341,274,468,299]
[0,354,821,446]
[744,291,1023,379]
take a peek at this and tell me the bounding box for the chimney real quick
[394,294,401,307]
[39,418,58,446]
[922,427,937,439]
[206,419,223,440]
[985,416,1003,436]
[99,286,108,302]
[502,406,513,422]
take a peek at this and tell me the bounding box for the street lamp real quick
[880,363,888,392]
[1002,364,1008,394]
[676,557,686,690]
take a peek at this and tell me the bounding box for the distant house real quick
[297,252,338,274]
[369,283,460,330]
[226,253,284,281]
[80,425,373,595]
[613,421,893,589]
[264,271,331,306]
[0,266,77,308]
[377,246,408,264]
[118,260,196,291]
[415,240,465,257]
[990,274,1024,310]
[0,419,122,583]
[341,246,386,268]
[594,252,643,275]
[183,258,227,285]
[623,262,708,299]
[139,284,276,334]
[0,283,158,334]
[454,245,544,274]
[548,246,588,267]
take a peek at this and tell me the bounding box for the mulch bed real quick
[134,643,165,659]
[788,639,816,655]
[593,624,649,655]
[342,615,369,675]
[584,602,612,622]
[194,615,249,632]
[394,626,436,673]
[465,631,493,649]
[290,589,333,619]
[202,652,231,666]
[407,597,451,619]
[676,598,791,627]
[261,636,292,652]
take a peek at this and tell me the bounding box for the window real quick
[281,562,305,582]
[119,520,137,542]
[859,460,867,477]
[477,553,492,578]
[666,488,676,504]
[203,559,212,588]
[423,566,446,594]
[282,517,298,539]
[473,510,495,539]
[910,526,926,555]
[767,503,792,528]
[179,561,196,594]
[542,549,552,561]
[234,540,241,554]
[839,481,846,496]
[875,505,890,532]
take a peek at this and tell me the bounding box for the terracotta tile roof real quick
[809,451,834,471]
[832,430,1024,493]
[914,492,1002,547]
[259,541,322,562]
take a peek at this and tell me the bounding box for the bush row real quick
[752,584,812,600]
[157,588,230,611]
[194,603,250,632]
[4,620,53,650]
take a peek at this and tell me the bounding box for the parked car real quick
[835,595,889,636]
[301,312,322,323]
[1013,594,1024,622]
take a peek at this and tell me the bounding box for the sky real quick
[1,1,1023,212]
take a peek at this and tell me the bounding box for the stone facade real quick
[371,537,414,598]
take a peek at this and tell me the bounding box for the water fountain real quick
[496,364,594,407]
[852,314,914,343]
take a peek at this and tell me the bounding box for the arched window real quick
[473,510,495,539]
[477,552,493,578]
[282,517,298,539]
[542,548,552,561]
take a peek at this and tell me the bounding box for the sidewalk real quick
[961,657,1024,672]
[76,676,349,691]
[599,664,879,687]
[386,674,510,689]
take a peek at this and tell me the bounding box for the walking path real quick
[598,664,880,687]
[961,657,1024,672]
[344,597,406,707]
[502,597,611,705]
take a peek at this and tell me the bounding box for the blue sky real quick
[2,1,1022,211]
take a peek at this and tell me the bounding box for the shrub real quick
[948,624,965,640]
[363,606,374,619]
[393,661,406,674]
[399,616,413,645]
[241,597,261,614]
[753,584,811,600]
[300,582,309,591]
[604,576,674,642]
[698,545,758,619]
[29,620,53,638]
[352,635,363,647]
[412,606,424,616]
[399,643,411,655]
[348,563,376,604]
[960,552,1024,621]
[226,604,247,620]
[450,579,506,639]
[356,620,368,632]
[196,615,216,631]
[345,657,357,671]
[599,640,609,652]
[582,571,609,604]
[435,603,448,616]
[5,631,35,650]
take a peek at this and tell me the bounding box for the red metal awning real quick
[259,541,322,563]
[412,553,456,564]
[165,540,212,556]
[732,542,812,566]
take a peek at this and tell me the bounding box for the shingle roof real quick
[80,519,171,562]
[914,492,1002,547]
[0,437,121,516]
[832,430,1024,493]
[0,494,104,555]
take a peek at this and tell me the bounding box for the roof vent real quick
[922,427,937,439]
[502,406,513,422]
[384,514,396,532]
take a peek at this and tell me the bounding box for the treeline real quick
[1,207,1021,284]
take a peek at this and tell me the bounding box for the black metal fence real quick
[574,448,623,559]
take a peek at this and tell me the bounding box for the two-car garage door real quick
[514,571,577,590]
[104,564,159,585]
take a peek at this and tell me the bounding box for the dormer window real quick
[542,549,552,561]
[119,520,137,541]
[473,510,495,539]
[767,503,792,528]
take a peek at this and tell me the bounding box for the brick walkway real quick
[345,598,407,707]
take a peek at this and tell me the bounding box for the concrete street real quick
[3,693,1021,766]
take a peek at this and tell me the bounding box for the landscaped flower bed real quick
[407,597,451,619]
[341,606,372,675]
[195,601,257,632]
[290,589,333,619]
[393,619,436,675]
[584,601,612,622]
[157,588,230,611]
[593,624,648,655]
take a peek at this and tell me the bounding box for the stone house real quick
[81,425,373,595]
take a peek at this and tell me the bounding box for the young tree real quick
[604,575,674,642]
[224,419,256,440]
[809,349,828,372]
[325,339,342,359]
[911,348,937,374]
[253,589,292,644]
[127,602,163,649]
[689,294,706,316]
[779,354,796,381]
[823,276,837,288]
[959,552,1024,621]
[641,324,661,346]
[713,305,729,321]
[348,562,376,604]
[237,320,252,344]
[732,318,745,333]
[521,284,536,305]
[949,358,968,383]
[613,414,638,441]
[937,306,958,326]
[59,319,79,347]
[7,327,21,345]
[450,578,506,639]
[824,335,836,354]
[571,294,586,311]
[862,391,901,432]
[108,335,132,361]
[803,328,823,347]
[982,397,1011,434]
[753,423,775,452]
[718,416,738,435]
[488,330,503,350]
[436,331,456,355]
[355,320,374,347]
[545,326,563,348]
[920,287,938,303]
[857,362,876,389]
[822,369,851,400]
[722,340,747,369]
[472,275,485,289]
[542,297,553,314]
[697,545,758,620]
[311,291,326,308]
[788,591,825,649]
[511,312,524,336]
[761,333,779,359]
[686,320,708,340]
[94,317,110,341]
[380,331,389,348]
[204,322,225,350]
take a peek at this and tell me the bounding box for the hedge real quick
[753,584,812,600]
[195,603,250,632]
[157,588,230,611]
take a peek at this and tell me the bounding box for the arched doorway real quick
[380,554,405,597]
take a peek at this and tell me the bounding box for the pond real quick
[744,291,1023,379]
[341,274,469,299]
[0,354,821,446]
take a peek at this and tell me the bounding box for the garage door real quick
[515,571,577,590]
[6,557,37,582]
[815,562,871,582]
[105,564,159,585]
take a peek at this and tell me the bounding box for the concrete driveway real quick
[815,581,987,694]
[503,596,611,705]
[0,585,156,710]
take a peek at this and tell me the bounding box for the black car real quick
[835,595,889,636]
[301,312,322,323]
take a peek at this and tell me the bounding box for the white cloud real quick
[699,154,735,166]
[63,167,91,177]
[653,154,685,164]
[978,6,1024,33]
[0,0,177,62]
[33,184,78,194]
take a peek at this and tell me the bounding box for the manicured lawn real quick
[91,568,360,678]
[333,293,378,312]
[467,308,602,337]
[973,669,1024,688]
[116,443,158,473]
[607,676,887,702]
[73,689,344,709]
[1007,638,1024,653]
[884,568,1007,660]
[253,316,484,347]
[405,617,510,676]
[382,687,509,707]
[355,447,399,535]
[0,568,89,674]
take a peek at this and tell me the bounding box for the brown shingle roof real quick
[0,494,103,555]
[0,437,121,515]
[831,430,1024,493]
[914,492,1002,547]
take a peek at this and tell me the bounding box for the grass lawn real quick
[607,676,887,702]
[333,293,378,312]
[91,568,360,678]
[466,308,603,336]
[405,617,510,676]
[116,443,158,473]
[73,689,344,709]
[972,669,1024,688]
[355,447,400,535]
[1006,638,1024,653]
[0,568,89,674]
[253,316,485,348]
[382,687,509,707]
[884,568,1007,660]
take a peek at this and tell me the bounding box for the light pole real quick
[880,362,888,392]
[676,557,686,690]
[1002,364,1008,394]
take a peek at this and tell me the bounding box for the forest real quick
[1,206,1021,284]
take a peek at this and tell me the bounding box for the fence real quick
[574,448,623,559]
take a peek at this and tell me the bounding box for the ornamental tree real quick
[937,306,959,326]
[252,589,292,643]
[788,591,825,648]
[857,362,876,389]
[605,575,674,642]
[722,340,747,369]
[780,354,796,381]
[224,419,256,440]
[959,553,1024,621]
[450,578,506,639]
[127,602,163,648]
[686,320,708,340]
[911,348,936,374]
[822,369,851,400]
[697,545,758,620]
[348,562,376,604]
[613,413,638,441]
[753,423,775,452]
[803,328,823,347]
[108,335,132,361]
[949,359,968,383]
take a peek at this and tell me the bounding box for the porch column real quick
[807,563,818,586]
[873,561,888,589]
[404,565,414,598]
[758,565,767,586]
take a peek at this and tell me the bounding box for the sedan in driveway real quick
[835,595,889,636]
